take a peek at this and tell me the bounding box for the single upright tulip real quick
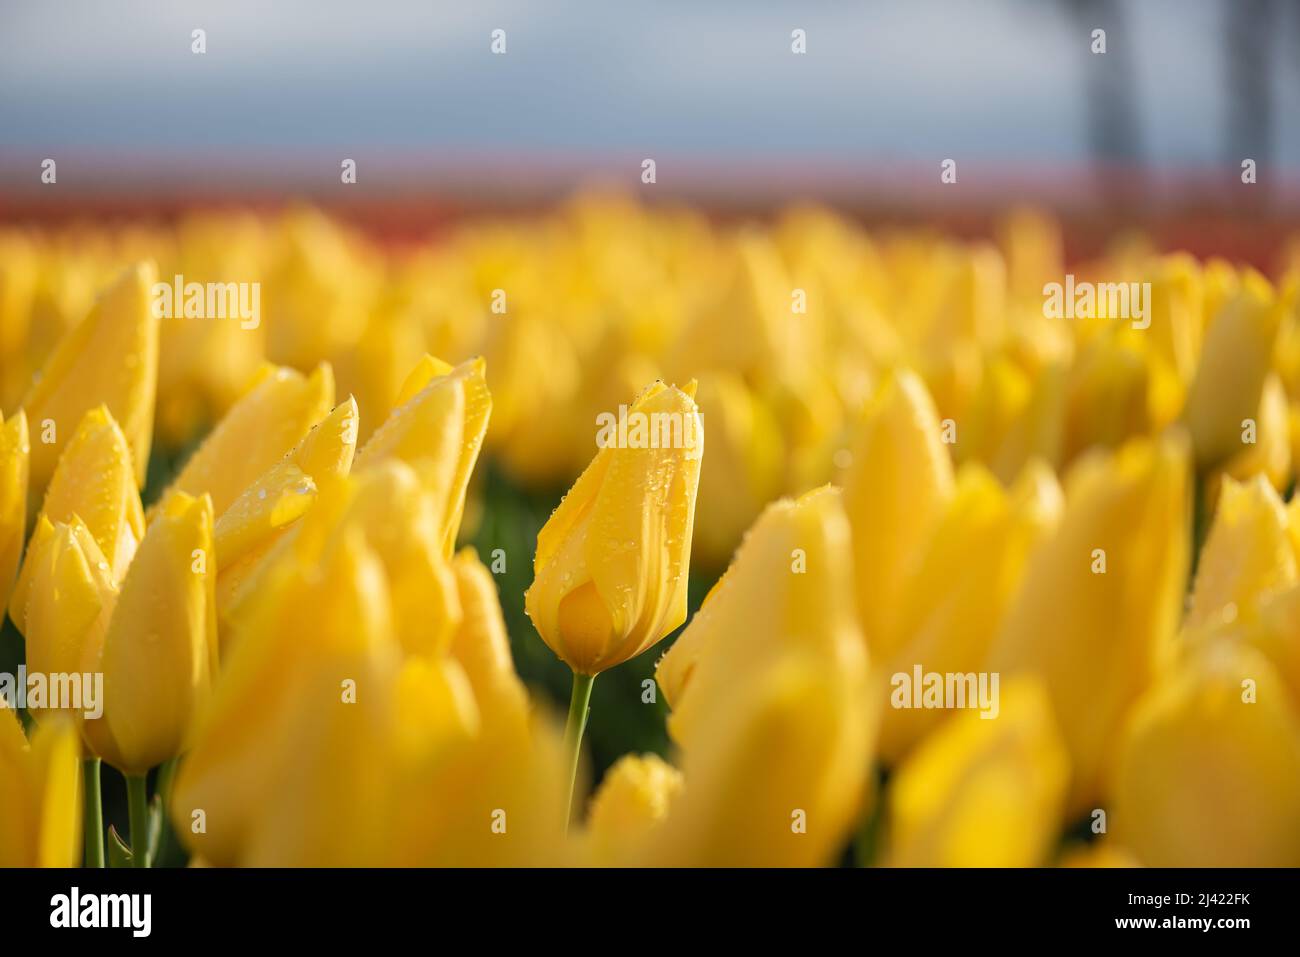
[527,380,703,676]
[0,705,82,867]
[526,379,702,824]
[0,410,27,612]
[990,433,1190,812]
[82,491,217,778]
[21,518,117,715]
[1111,640,1300,866]
[21,262,159,496]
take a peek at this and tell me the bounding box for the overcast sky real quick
[1,0,1297,188]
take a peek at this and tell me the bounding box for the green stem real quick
[126,775,151,868]
[83,758,104,868]
[562,671,595,830]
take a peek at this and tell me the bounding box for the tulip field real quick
[1,197,1299,870]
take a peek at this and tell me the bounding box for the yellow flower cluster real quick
[1,196,1299,867]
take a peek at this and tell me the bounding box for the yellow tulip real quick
[0,706,82,867]
[526,379,703,675]
[173,520,400,866]
[484,314,584,487]
[998,207,1063,302]
[448,548,528,730]
[21,519,117,722]
[1184,273,1284,469]
[0,410,28,612]
[9,405,143,631]
[20,261,158,495]
[663,373,779,570]
[387,677,567,866]
[842,369,953,650]
[583,753,682,866]
[221,464,462,659]
[652,486,874,866]
[82,491,217,775]
[886,678,1068,867]
[650,655,873,867]
[159,362,334,516]
[355,355,491,556]
[656,485,865,748]
[1208,372,1292,498]
[875,462,1061,762]
[1141,253,1203,386]
[211,397,358,618]
[1063,333,1153,462]
[1187,475,1296,630]
[0,233,38,412]
[1240,584,1300,711]
[990,433,1190,812]
[1111,640,1300,866]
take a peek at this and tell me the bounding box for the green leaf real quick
[106,825,133,869]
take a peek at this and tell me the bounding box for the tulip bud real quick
[21,262,159,495]
[651,486,874,866]
[1184,273,1284,469]
[212,397,359,619]
[1187,475,1296,630]
[584,753,682,866]
[657,485,864,748]
[876,462,1061,762]
[1207,373,1292,499]
[449,548,528,730]
[1063,334,1152,462]
[21,519,117,721]
[990,433,1191,812]
[650,655,873,867]
[174,517,400,866]
[1111,641,1300,866]
[526,380,703,675]
[843,370,954,650]
[83,492,217,775]
[159,362,335,516]
[355,355,491,557]
[0,410,28,612]
[886,678,1068,867]
[690,373,783,569]
[9,406,143,631]
[0,705,82,867]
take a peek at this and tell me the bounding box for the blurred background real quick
[2,0,1299,231]
[3,0,1300,840]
